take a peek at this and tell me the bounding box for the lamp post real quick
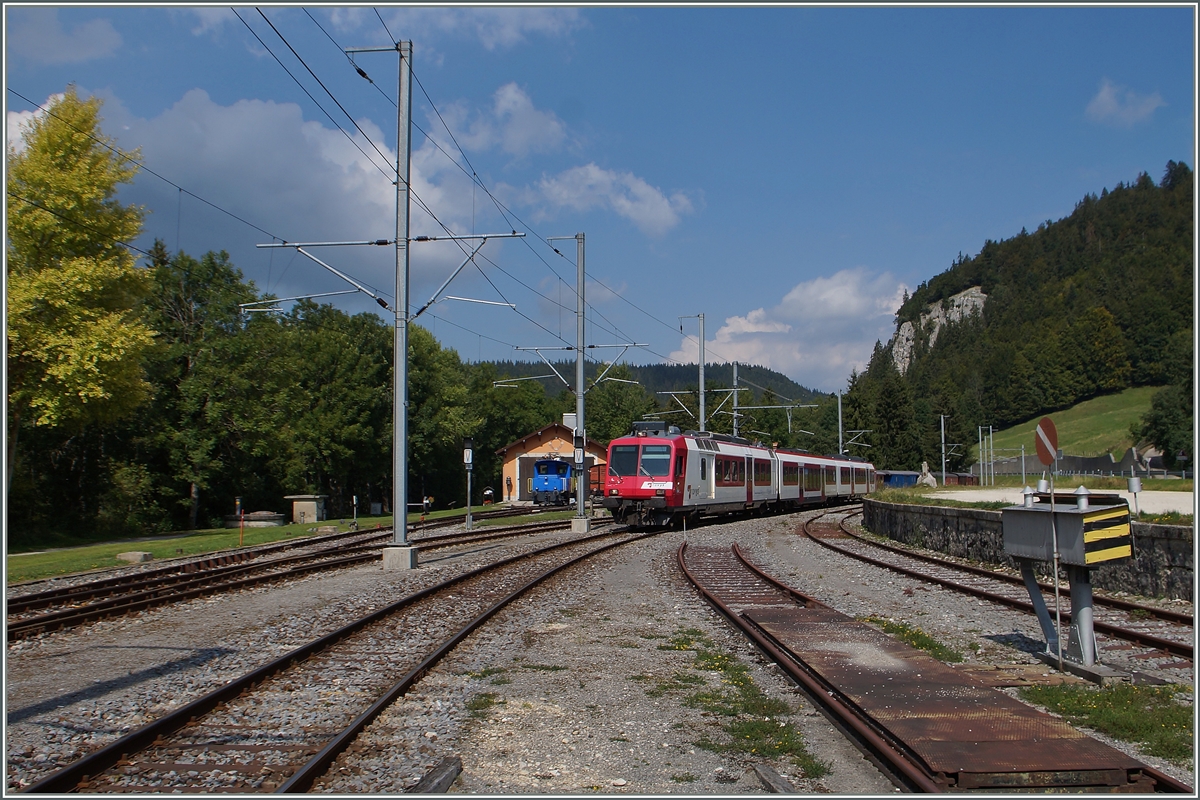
[464,437,474,531]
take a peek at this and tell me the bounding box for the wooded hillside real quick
[844,161,1193,471]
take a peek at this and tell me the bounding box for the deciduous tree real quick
[7,88,153,495]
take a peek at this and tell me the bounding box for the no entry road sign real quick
[1035,417,1058,466]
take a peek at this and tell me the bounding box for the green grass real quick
[6,502,565,584]
[465,692,502,717]
[5,516,396,583]
[1019,683,1193,764]
[985,386,1163,459]
[647,628,828,778]
[860,616,963,662]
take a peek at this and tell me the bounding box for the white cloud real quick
[537,164,694,237]
[415,85,688,239]
[97,88,484,305]
[6,94,65,155]
[6,8,122,65]
[438,83,568,159]
[360,7,585,51]
[186,8,237,36]
[1085,79,1166,127]
[669,268,908,393]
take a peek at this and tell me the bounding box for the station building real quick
[495,419,608,502]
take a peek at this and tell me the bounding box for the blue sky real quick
[6,5,1195,392]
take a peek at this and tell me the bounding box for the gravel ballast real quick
[6,510,1194,793]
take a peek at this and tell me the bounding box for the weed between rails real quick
[645,628,828,777]
[466,692,503,717]
[1019,683,1193,764]
[860,616,963,663]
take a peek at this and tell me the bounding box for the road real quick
[928,487,1194,516]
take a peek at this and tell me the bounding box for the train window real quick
[754,459,772,486]
[700,458,707,480]
[716,456,744,486]
[675,453,685,478]
[782,463,799,486]
[537,464,549,475]
[559,464,569,477]
[640,445,672,477]
[609,445,639,478]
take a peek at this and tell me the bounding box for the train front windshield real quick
[609,444,672,477]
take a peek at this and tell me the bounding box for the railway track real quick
[7,511,597,641]
[801,508,1193,666]
[21,525,653,794]
[677,535,1192,793]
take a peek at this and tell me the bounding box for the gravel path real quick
[6,511,1194,793]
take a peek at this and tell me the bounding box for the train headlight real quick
[609,489,619,496]
[655,489,665,496]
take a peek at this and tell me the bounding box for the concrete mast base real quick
[383,546,418,570]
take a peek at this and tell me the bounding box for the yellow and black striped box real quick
[1002,496,1133,567]
[1081,506,1133,564]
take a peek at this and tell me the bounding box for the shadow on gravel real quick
[985,631,1049,656]
[6,646,234,724]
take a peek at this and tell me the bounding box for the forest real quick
[7,91,1192,547]
[841,160,1193,473]
[6,90,837,547]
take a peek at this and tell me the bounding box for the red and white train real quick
[602,421,875,528]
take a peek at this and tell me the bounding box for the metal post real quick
[978,427,983,483]
[732,362,739,438]
[1049,466,1063,670]
[1021,445,1025,486]
[575,234,586,522]
[698,313,706,433]
[838,392,843,455]
[989,426,994,486]
[1065,566,1097,666]
[940,415,946,487]
[464,437,474,530]
[393,41,413,547]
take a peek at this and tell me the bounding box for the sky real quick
[5,4,1196,394]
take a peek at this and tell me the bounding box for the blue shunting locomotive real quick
[531,458,574,505]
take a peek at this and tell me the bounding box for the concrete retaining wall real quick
[861,499,1193,602]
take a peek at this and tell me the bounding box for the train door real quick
[745,456,753,503]
[699,456,713,499]
[674,451,685,498]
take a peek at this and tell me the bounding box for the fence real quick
[972,448,1190,480]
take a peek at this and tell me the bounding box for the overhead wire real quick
[8,87,283,244]
[256,7,398,178]
[406,65,710,369]
[7,191,156,258]
[252,11,720,370]
[232,9,395,183]
[373,7,397,45]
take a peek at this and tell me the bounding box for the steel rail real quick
[8,549,384,640]
[9,517,589,640]
[6,506,532,605]
[841,511,1192,626]
[278,527,654,792]
[730,535,1195,796]
[676,540,946,793]
[22,526,639,794]
[799,510,1193,660]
